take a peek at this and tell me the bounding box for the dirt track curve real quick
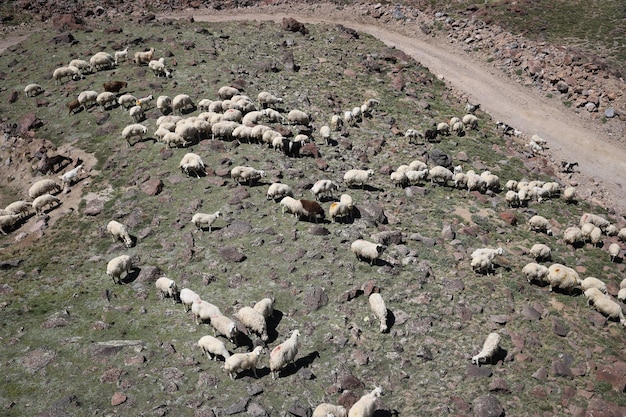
[164,8,626,215]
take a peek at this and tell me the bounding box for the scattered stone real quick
[472,395,504,417]
[466,364,493,378]
[303,286,328,311]
[604,107,615,118]
[281,17,309,35]
[416,345,433,361]
[595,364,626,392]
[551,317,568,336]
[135,265,163,283]
[141,179,163,196]
[521,305,541,321]
[219,247,246,262]
[223,398,248,415]
[532,367,548,381]
[111,391,127,406]
[551,359,573,378]
[488,378,510,393]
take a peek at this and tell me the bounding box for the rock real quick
[442,224,455,240]
[281,17,308,35]
[219,247,246,262]
[532,367,548,380]
[595,364,626,392]
[308,225,330,236]
[303,286,328,311]
[498,211,517,225]
[429,149,452,168]
[135,265,163,283]
[551,359,573,378]
[551,317,568,336]
[223,398,248,415]
[111,391,127,406]
[358,201,387,224]
[556,81,569,93]
[246,402,268,417]
[339,373,364,391]
[466,364,493,378]
[521,305,541,321]
[371,230,403,245]
[585,102,597,112]
[141,179,163,196]
[604,107,615,118]
[585,397,626,417]
[472,395,504,417]
[416,345,433,361]
[587,310,608,327]
[488,378,510,393]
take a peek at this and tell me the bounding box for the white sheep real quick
[462,114,479,130]
[106,220,133,248]
[267,183,293,201]
[344,169,374,189]
[156,95,172,114]
[77,90,98,109]
[330,114,343,131]
[347,387,383,417]
[580,277,607,294]
[97,91,117,112]
[218,86,239,99]
[505,190,520,207]
[311,179,339,200]
[197,335,231,361]
[563,226,584,246]
[231,166,266,185]
[429,166,454,185]
[618,288,626,302]
[192,299,222,325]
[114,46,129,65]
[210,314,239,343]
[589,226,603,246]
[5,201,31,218]
[546,263,581,293]
[319,125,332,144]
[280,196,305,219]
[618,228,626,242]
[191,211,221,232]
[235,306,268,341]
[436,122,449,136]
[129,105,145,123]
[89,51,115,71]
[172,94,195,114]
[404,129,424,144]
[118,94,138,109]
[106,254,135,284]
[179,153,206,178]
[561,186,576,203]
[585,289,626,325]
[253,298,274,319]
[180,288,200,312]
[136,95,154,109]
[0,214,21,235]
[313,404,347,417]
[471,247,503,260]
[148,58,169,77]
[471,332,501,366]
[522,262,549,283]
[529,243,551,261]
[579,213,610,231]
[155,276,180,303]
[257,91,283,108]
[368,293,388,333]
[162,132,190,148]
[121,123,148,146]
[224,346,264,379]
[609,243,621,262]
[269,329,300,379]
[606,225,619,236]
[329,201,352,223]
[68,59,92,74]
[24,83,44,97]
[470,255,494,275]
[287,109,310,125]
[528,215,552,235]
[133,47,155,65]
[28,179,61,199]
[390,171,407,188]
[261,108,285,123]
[211,120,239,140]
[351,239,386,265]
[52,66,81,85]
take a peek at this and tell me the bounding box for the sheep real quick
[300,199,325,223]
[618,228,626,242]
[253,298,274,319]
[174,122,198,143]
[77,90,98,109]
[330,114,343,131]
[287,109,310,125]
[106,220,133,248]
[311,179,339,201]
[172,94,195,114]
[529,243,551,261]
[579,213,610,231]
[563,226,584,246]
[28,179,61,199]
[103,81,128,93]
[269,329,300,379]
[117,94,138,109]
[522,262,549,283]
[404,129,424,144]
[180,288,200,312]
[156,95,172,114]
[408,160,428,171]
[390,171,408,188]
[129,105,145,123]
[451,121,465,136]
[5,201,32,218]
[97,91,117,111]
[210,314,239,343]
[235,306,268,341]
[148,58,169,77]
[589,226,603,246]
[191,211,221,232]
[52,66,82,85]
[218,86,239,99]
[155,276,180,303]
[121,123,148,146]
[462,114,479,130]
[351,239,386,265]
[319,125,332,144]
[114,46,129,65]
[329,201,352,223]
[528,215,552,235]
[471,332,501,365]
[68,59,92,74]
[429,166,454,186]
[179,153,206,178]
[197,335,231,361]
[481,171,500,191]
[0,214,21,235]
[133,47,155,65]
[231,166,266,185]
[280,196,305,219]
[368,293,388,333]
[606,225,619,236]
[257,91,283,108]
[136,95,154,109]
[435,122,449,136]
[211,120,239,141]
[266,183,293,201]
[313,404,347,417]
[470,247,504,261]
[224,346,264,380]
[344,169,374,189]
[162,132,190,148]
[192,299,222,325]
[609,243,621,262]
[106,254,135,284]
[89,51,115,71]
[618,288,626,302]
[465,101,480,114]
[581,277,607,294]
[261,108,285,123]
[585,289,626,325]
[347,387,383,417]
[471,255,494,275]
[504,190,520,207]
[546,263,581,293]
[24,83,44,97]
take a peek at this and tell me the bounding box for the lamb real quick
[257,91,283,108]
[24,83,44,97]
[172,94,195,114]
[156,95,172,114]
[52,66,82,85]
[180,288,200,312]
[191,211,221,232]
[106,220,133,248]
[253,298,274,319]
[522,262,549,283]
[287,109,310,125]
[311,179,339,200]
[429,166,454,185]
[266,183,293,201]
[563,226,584,246]
[106,254,135,284]
[89,52,115,71]
[585,288,626,325]
[280,196,305,219]
[329,201,352,223]
[197,335,231,361]
[121,123,148,146]
[118,94,138,109]
[179,153,206,178]
[28,179,61,199]
[462,114,479,130]
[348,387,383,417]
[471,332,501,365]
[77,90,99,109]
[528,215,552,235]
[300,199,325,223]
[312,404,347,417]
[192,299,222,325]
[580,277,607,294]
[148,58,170,77]
[269,329,300,379]
[133,47,155,65]
[210,314,239,343]
[31,194,60,215]
[224,346,264,379]
[235,306,268,341]
[609,243,621,262]
[135,95,154,109]
[231,166,266,185]
[529,243,551,261]
[368,293,388,333]
[129,105,145,123]
[97,91,117,111]
[114,46,129,65]
[162,132,191,148]
[218,86,239,99]
[261,108,285,123]
[155,276,180,303]
[0,214,21,235]
[546,263,581,293]
[5,201,32,218]
[351,239,386,265]
[103,81,128,94]
[344,169,374,189]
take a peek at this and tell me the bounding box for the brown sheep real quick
[300,199,325,223]
[103,81,128,93]
[66,99,81,114]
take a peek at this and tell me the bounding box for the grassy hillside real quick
[0,16,624,416]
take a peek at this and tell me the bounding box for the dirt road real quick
[165,7,626,214]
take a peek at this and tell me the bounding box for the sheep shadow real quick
[180,105,197,115]
[119,267,141,285]
[347,184,382,192]
[384,309,396,333]
[265,310,284,343]
[273,350,320,379]
[233,332,255,351]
